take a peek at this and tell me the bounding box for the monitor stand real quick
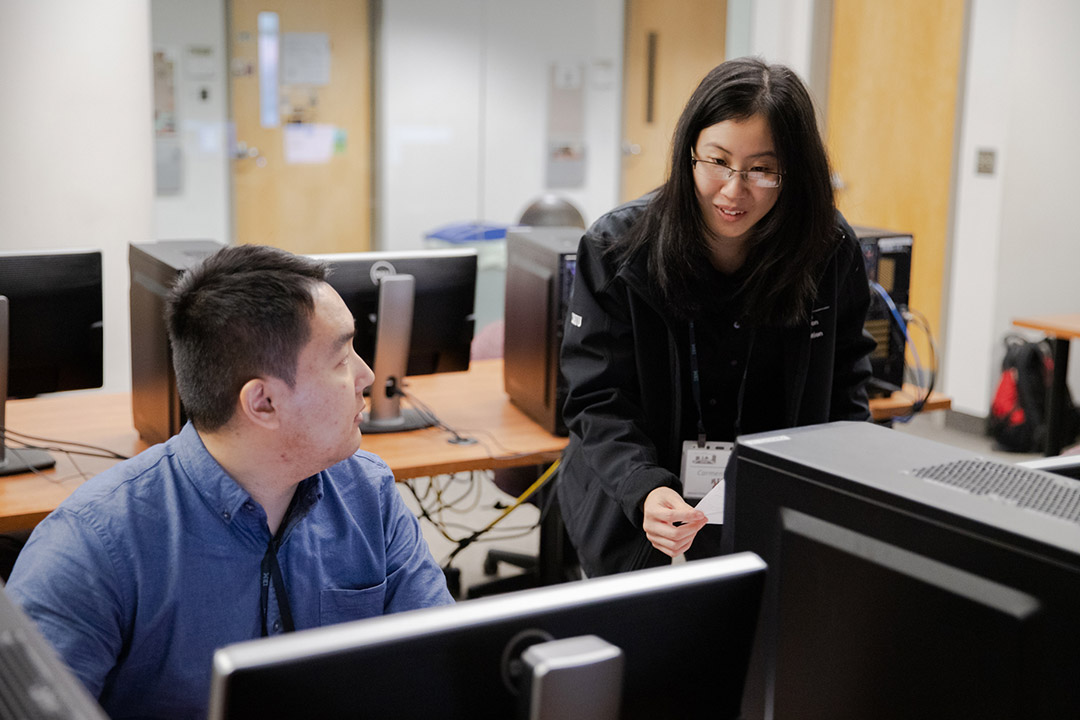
[360,274,434,434]
[0,296,56,476]
[514,635,624,720]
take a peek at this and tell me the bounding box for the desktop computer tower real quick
[129,240,225,444]
[855,226,913,397]
[503,227,579,436]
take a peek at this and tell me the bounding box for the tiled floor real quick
[401,409,1046,599]
[889,409,1041,462]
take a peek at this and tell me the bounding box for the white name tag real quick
[680,440,733,501]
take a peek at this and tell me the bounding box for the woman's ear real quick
[238,377,280,429]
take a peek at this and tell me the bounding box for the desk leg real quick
[1045,337,1072,456]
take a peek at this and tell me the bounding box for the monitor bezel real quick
[208,552,766,720]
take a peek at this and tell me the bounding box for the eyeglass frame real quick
[690,152,784,189]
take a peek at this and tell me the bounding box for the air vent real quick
[910,459,1080,524]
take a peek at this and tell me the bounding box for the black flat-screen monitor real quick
[0,579,109,718]
[724,421,1080,719]
[0,250,103,475]
[314,249,477,433]
[208,553,766,720]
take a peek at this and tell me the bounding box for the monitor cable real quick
[1,425,129,484]
[443,458,560,567]
[389,381,554,461]
[388,381,477,446]
[869,282,938,421]
[1,426,129,461]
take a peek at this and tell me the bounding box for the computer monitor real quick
[208,553,766,720]
[724,421,1080,719]
[0,250,103,475]
[0,579,109,718]
[313,249,477,433]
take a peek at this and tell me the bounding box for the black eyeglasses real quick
[691,153,783,189]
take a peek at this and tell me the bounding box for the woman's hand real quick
[642,486,708,557]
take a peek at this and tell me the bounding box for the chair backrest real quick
[518,195,586,229]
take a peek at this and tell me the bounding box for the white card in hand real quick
[694,481,725,524]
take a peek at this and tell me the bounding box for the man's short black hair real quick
[165,244,330,432]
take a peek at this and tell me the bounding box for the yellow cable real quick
[475,458,561,535]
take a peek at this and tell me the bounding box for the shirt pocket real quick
[320,583,386,626]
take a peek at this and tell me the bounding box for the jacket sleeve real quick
[828,220,876,422]
[560,231,680,527]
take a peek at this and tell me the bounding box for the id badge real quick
[680,440,733,501]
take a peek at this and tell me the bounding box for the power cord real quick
[443,459,560,567]
[869,282,938,421]
[388,379,477,446]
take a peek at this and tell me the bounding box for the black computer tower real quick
[855,226,913,397]
[129,240,225,444]
[503,227,579,436]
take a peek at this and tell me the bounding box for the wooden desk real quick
[1,357,946,532]
[0,359,566,532]
[869,384,951,422]
[1013,313,1080,455]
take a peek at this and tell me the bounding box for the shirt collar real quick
[172,422,324,531]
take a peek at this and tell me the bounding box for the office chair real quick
[0,530,30,583]
[465,462,578,599]
[480,464,543,579]
[517,194,586,229]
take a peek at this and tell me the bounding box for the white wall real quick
[377,0,624,251]
[376,0,484,250]
[743,0,832,116]
[945,0,1080,416]
[0,0,153,394]
[150,0,232,245]
[748,0,816,79]
[941,0,1017,416]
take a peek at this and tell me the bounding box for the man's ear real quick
[238,377,281,429]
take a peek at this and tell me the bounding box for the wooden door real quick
[621,0,727,203]
[228,0,372,254]
[825,0,966,364]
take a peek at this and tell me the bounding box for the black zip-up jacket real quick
[556,197,876,577]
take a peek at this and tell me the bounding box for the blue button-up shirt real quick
[7,422,453,719]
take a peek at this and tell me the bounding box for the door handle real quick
[232,141,260,160]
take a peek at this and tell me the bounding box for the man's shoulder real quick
[6,439,187,600]
[60,438,180,515]
[330,448,391,473]
[321,450,395,492]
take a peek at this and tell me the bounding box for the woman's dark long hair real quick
[617,57,838,326]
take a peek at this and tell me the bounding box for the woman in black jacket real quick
[557,58,876,577]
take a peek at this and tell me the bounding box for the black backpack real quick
[988,335,1078,452]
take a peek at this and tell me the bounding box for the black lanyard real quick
[688,319,753,445]
[259,495,299,637]
[688,320,708,447]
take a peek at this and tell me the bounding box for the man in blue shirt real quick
[6,245,454,718]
